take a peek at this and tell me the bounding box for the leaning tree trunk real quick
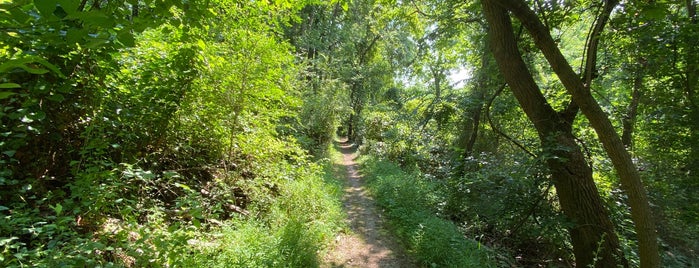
[482,2,626,267]
[489,0,660,267]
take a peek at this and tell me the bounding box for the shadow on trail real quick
[323,138,413,268]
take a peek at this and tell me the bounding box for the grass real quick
[178,144,346,267]
[359,155,497,267]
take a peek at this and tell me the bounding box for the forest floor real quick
[322,139,415,268]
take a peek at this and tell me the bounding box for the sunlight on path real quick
[322,139,414,268]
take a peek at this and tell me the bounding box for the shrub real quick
[360,156,496,267]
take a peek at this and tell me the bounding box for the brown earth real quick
[322,139,415,268]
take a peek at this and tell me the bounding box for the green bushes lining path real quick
[358,155,497,267]
[182,156,345,267]
[0,144,345,267]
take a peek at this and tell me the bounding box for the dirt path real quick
[322,139,414,268]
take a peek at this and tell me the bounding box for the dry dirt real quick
[322,139,415,268]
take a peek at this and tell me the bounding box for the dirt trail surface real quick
[322,140,414,268]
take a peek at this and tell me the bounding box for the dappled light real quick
[322,139,413,267]
[1,0,697,267]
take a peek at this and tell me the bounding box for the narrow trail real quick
[322,139,414,268]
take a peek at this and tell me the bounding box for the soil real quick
[322,139,415,268]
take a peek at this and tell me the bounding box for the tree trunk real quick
[348,84,357,142]
[420,62,445,129]
[460,44,491,160]
[622,58,645,150]
[685,0,699,180]
[489,1,660,267]
[464,98,482,156]
[481,2,626,266]
[348,81,364,144]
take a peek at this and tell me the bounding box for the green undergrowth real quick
[182,153,345,267]
[358,155,497,267]
[1,144,345,267]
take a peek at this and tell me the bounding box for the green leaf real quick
[66,29,86,44]
[197,39,207,50]
[0,56,65,78]
[117,30,136,47]
[46,93,65,102]
[0,92,16,99]
[8,7,31,23]
[52,203,63,215]
[31,57,66,78]
[21,115,33,123]
[53,5,68,18]
[33,0,56,18]
[72,10,113,28]
[19,64,49,75]
[56,0,79,14]
[2,151,16,157]
[174,183,192,191]
[32,111,46,120]
[641,4,667,20]
[163,171,181,179]
[0,59,24,73]
[0,237,18,246]
[0,83,21,89]
[86,38,109,49]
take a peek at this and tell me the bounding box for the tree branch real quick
[489,1,659,266]
[485,83,537,158]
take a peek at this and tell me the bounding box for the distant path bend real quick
[322,138,414,268]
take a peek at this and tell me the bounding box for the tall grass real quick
[359,155,497,267]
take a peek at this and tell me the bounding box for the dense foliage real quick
[1,0,697,267]
[349,1,698,266]
[1,0,345,266]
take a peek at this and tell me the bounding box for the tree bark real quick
[685,0,699,180]
[489,1,660,267]
[463,97,482,156]
[461,41,491,159]
[348,82,363,144]
[622,58,645,150]
[481,2,626,267]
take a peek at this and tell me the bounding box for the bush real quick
[360,156,496,267]
[181,152,344,268]
[438,153,573,266]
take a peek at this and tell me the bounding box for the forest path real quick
[322,139,415,268]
